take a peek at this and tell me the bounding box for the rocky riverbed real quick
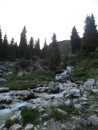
[0,79,98,130]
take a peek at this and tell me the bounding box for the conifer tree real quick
[41,38,48,58]
[71,26,81,53]
[28,37,34,59]
[19,26,28,58]
[82,14,98,53]
[2,34,8,59]
[49,33,61,71]
[0,27,3,58]
[34,38,40,58]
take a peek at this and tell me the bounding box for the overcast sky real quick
[0,0,98,47]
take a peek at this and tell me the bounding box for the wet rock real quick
[88,115,98,127]
[0,87,9,93]
[9,124,22,130]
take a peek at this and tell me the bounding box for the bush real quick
[5,119,13,128]
[21,108,39,126]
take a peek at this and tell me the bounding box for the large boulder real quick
[0,87,9,93]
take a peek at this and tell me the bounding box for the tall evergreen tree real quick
[71,26,81,53]
[34,38,40,57]
[8,38,17,60]
[82,14,98,53]
[19,26,28,58]
[49,33,61,71]
[0,27,3,58]
[2,34,8,59]
[28,37,34,59]
[41,38,48,58]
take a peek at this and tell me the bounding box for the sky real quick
[0,0,98,47]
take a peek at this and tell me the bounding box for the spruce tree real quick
[82,14,98,53]
[19,26,28,58]
[34,38,40,58]
[28,37,34,59]
[41,38,48,58]
[0,27,3,59]
[2,34,8,59]
[71,26,81,53]
[49,33,61,71]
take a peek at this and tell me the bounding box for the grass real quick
[0,72,54,90]
[65,50,98,81]
[21,108,40,126]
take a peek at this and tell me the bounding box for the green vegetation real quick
[0,72,54,90]
[5,119,13,128]
[21,108,40,126]
[67,51,98,81]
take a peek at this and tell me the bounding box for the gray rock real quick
[67,88,80,97]
[74,104,83,111]
[88,115,98,127]
[92,89,98,93]
[57,108,67,119]
[49,82,60,93]
[25,124,34,130]
[9,124,22,130]
[64,100,72,107]
[0,87,9,93]
[0,78,7,83]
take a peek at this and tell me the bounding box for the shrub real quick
[5,119,13,128]
[21,108,39,126]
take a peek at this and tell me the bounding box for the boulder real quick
[88,115,98,127]
[0,87,9,93]
[85,79,95,86]
[67,88,80,98]
[0,78,7,83]
[9,124,22,130]
[49,82,60,93]
[25,124,34,130]
[57,108,68,119]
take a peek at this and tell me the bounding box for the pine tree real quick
[82,14,98,53]
[19,26,28,58]
[71,26,81,53]
[49,33,61,71]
